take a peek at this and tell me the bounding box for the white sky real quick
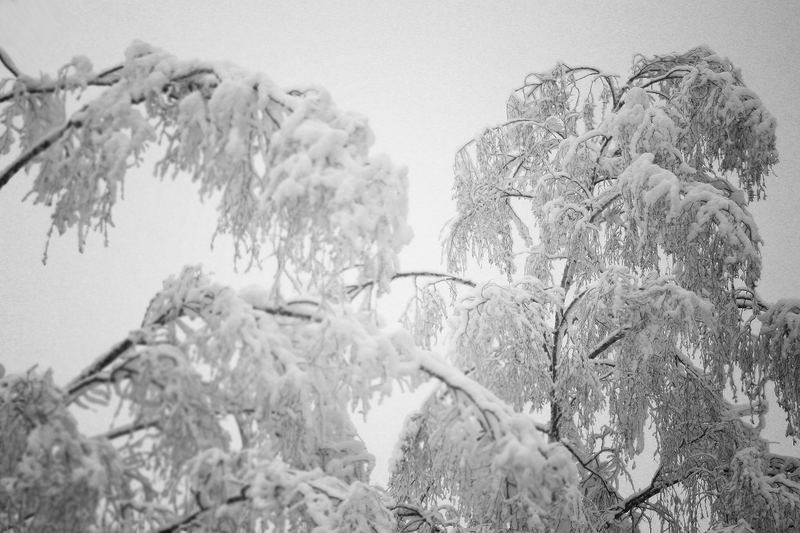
[1,0,799,486]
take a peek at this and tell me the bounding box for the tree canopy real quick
[1,42,798,532]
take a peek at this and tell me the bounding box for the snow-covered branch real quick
[65,333,141,402]
[586,326,631,360]
[0,120,78,191]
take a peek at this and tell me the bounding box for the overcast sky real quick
[1,0,798,485]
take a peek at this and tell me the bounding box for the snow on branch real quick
[0,41,412,291]
[447,277,560,411]
[390,349,585,530]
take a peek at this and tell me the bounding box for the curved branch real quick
[636,67,692,91]
[0,72,116,104]
[415,352,514,439]
[346,270,476,299]
[561,440,619,499]
[457,117,566,153]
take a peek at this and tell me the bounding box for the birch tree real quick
[392,46,798,531]
[0,42,798,532]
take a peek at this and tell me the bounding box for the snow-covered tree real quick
[395,46,798,531]
[0,42,797,532]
